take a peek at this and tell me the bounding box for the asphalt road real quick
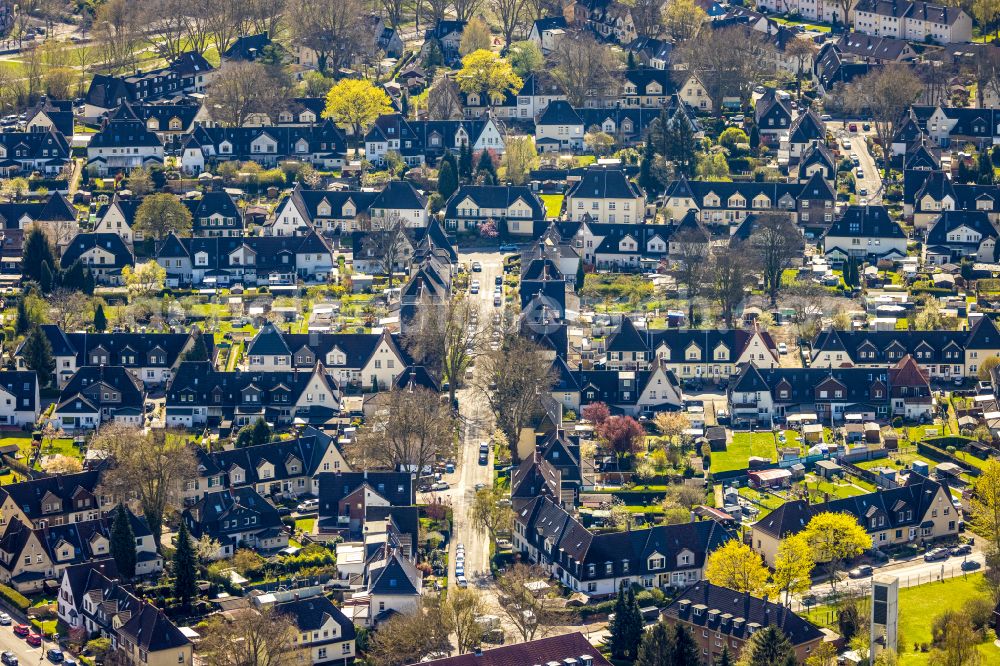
[829,120,883,206]
[0,623,60,666]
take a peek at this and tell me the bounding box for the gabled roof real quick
[567,166,643,201]
[60,233,134,270]
[825,205,905,239]
[273,595,356,639]
[420,633,611,666]
[537,100,583,127]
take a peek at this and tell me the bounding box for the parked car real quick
[296,498,319,512]
[2,652,17,666]
[848,123,858,132]
[46,650,63,664]
[471,262,482,272]
[275,506,292,517]
[456,565,465,577]
[951,544,973,556]
[26,633,41,648]
[12,624,29,637]
[431,481,450,491]
[457,575,468,587]
[848,565,873,578]
[859,187,867,197]
[499,243,518,253]
[777,342,787,354]
[961,559,981,571]
[924,547,949,562]
[0,613,11,625]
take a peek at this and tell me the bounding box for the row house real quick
[0,371,39,427]
[183,428,350,505]
[25,98,75,137]
[603,317,780,379]
[556,219,674,266]
[852,0,972,44]
[182,487,287,560]
[0,130,70,177]
[180,121,347,174]
[59,232,134,286]
[155,231,336,288]
[566,165,645,224]
[183,191,244,237]
[898,105,1000,150]
[85,114,164,176]
[268,180,429,236]
[363,113,505,167]
[164,360,341,430]
[58,561,193,666]
[834,32,916,63]
[822,204,908,263]
[757,0,855,24]
[810,314,1000,379]
[351,219,458,276]
[53,366,146,431]
[549,356,684,416]
[83,51,214,119]
[0,511,159,593]
[0,470,109,529]
[92,197,142,244]
[514,495,733,598]
[910,171,1000,230]
[751,472,957,566]
[572,0,638,44]
[244,324,411,391]
[126,102,213,148]
[727,355,933,426]
[923,209,999,265]
[264,592,357,665]
[0,192,76,235]
[316,470,415,541]
[443,185,546,234]
[662,172,836,229]
[535,101,585,153]
[15,326,210,388]
[463,73,568,121]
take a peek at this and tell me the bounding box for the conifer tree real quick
[606,584,630,659]
[459,144,473,179]
[635,621,673,666]
[620,586,644,659]
[741,625,796,666]
[639,139,659,195]
[93,304,107,332]
[23,227,55,284]
[477,150,497,181]
[183,333,209,362]
[173,520,198,609]
[669,624,700,665]
[979,150,995,185]
[22,326,55,386]
[14,299,28,335]
[39,260,54,293]
[715,645,733,666]
[110,504,137,579]
[438,159,459,199]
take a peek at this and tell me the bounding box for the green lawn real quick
[808,478,868,499]
[294,517,316,533]
[806,574,998,664]
[540,194,564,218]
[738,486,784,511]
[711,431,801,473]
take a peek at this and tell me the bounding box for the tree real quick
[460,17,493,56]
[427,74,464,120]
[639,140,660,195]
[21,325,55,386]
[501,136,538,185]
[122,261,167,298]
[367,599,452,666]
[288,0,367,74]
[741,625,797,666]
[441,588,488,655]
[710,245,752,328]
[508,40,544,77]
[669,227,709,321]
[494,563,564,642]
[183,333,210,362]
[404,295,485,403]
[650,107,697,177]
[748,213,803,305]
[662,0,705,41]
[582,402,610,426]
[670,624,701,665]
[456,50,523,108]
[173,520,198,609]
[631,0,665,36]
[359,211,411,289]
[134,194,194,241]
[125,168,154,196]
[477,150,498,182]
[23,226,56,284]
[972,459,1000,554]
[199,606,307,666]
[94,0,141,73]
[471,485,515,542]
[459,143,474,180]
[323,79,393,152]
[931,609,982,666]
[635,621,673,666]
[979,150,995,186]
[236,417,272,448]
[475,334,555,451]
[786,38,818,98]
[489,0,530,47]
[716,646,735,666]
[600,415,645,459]
[772,533,814,606]
[551,33,621,106]
[607,584,643,659]
[802,511,872,592]
[704,540,770,597]
[93,424,197,548]
[847,65,923,176]
[585,127,615,156]
[349,387,455,473]
[41,454,82,474]
[805,642,837,666]
[676,25,772,108]
[653,411,690,445]
[438,160,459,199]
[39,261,55,293]
[61,260,94,295]
[110,504,137,580]
[14,299,28,335]
[206,61,294,127]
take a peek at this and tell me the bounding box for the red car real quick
[12,625,29,637]
[25,633,41,647]
[848,123,858,132]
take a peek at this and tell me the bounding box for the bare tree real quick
[288,0,368,74]
[143,0,188,61]
[669,227,709,323]
[427,73,464,119]
[494,563,568,642]
[206,61,294,127]
[676,24,772,109]
[367,599,452,666]
[550,31,622,106]
[92,425,197,548]
[242,0,285,36]
[847,64,923,174]
[454,0,486,22]
[785,38,817,99]
[746,213,803,305]
[381,0,407,27]
[662,0,705,42]
[425,0,451,26]
[920,59,953,108]
[490,0,530,47]
[204,0,245,57]
[47,290,94,331]
[966,47,1000,109]
[441,588,488,655]
[524,0,564,20]
[404,294,486,404]
[199,606,308,666]
[471,485,514,542]
[474,335,555,455]
[710,245,752,328]
[94,0,141,74]
[348,387,456,471]
[631,0,664,37]
[359,212,411,289]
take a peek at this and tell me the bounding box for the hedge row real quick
[0,584,30,610]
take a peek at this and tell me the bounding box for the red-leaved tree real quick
[582,401,610,426]
[600,415,645,459]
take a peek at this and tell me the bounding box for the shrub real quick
[0,584,29,610]
[962,595,994,631]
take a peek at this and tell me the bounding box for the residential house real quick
[823,205,908,262]
[535,101,584,153]
[911,172,1000,230]
[0,371,39,426]
[443,185,546,234]
[420,20,466,64]
[182,487,287,560]
[0,470,109,529]
[923,210,998,265]
[83,51,214,119]
[785,110,826,162]
[268,185,379,236]
[757,0,855,24]
[420,634,612,666]
[0,130,70,177]
[566,166,645,224]
[267,592,357,665]
[551,358,684,415]
[59,232,134,285]
[93,198,142,244]
[364,114,506,166]
[180,121,347,174]
[529,16,569,53]
[853,0,972,44]
[85,114,164,175]
[25,98,75,137]
[751,472,957,565]
[754,91,793,142]
[515,495,732,597]
[53,366,146,431]
[184,191,244,237]
[662,582,826,664]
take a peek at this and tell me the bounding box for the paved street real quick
[0,623,59,666]
[829,120,883,205]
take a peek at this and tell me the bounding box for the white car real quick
[778,342,787,354]
[296,499,319,512]
[457,575,468,587]
[0,613,10,626]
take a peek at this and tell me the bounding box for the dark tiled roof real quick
[420,633,611,666]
